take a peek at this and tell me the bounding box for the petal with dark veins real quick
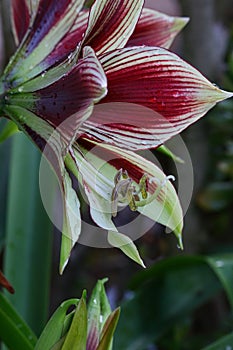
[79,47,233,150]
[81,0,144,55]
[6,0,85,84]
[7,47,107,131]
[127,8,189,49]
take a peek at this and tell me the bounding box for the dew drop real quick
[99,314,103,323]
[68,54,72,63]
[93,298,97,304]
[215,260,224,267]
[173,91,180,98]
[18,86,24,92]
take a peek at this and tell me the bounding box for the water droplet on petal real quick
[173,91,180,98]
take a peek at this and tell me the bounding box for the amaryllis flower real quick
[0,0,232,271]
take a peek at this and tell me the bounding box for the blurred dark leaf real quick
[197,182,233,212]
[206,255,233,311]
[202,331,233,350]
[114,255,233,350]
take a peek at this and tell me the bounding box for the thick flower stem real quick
[3,133,53,336]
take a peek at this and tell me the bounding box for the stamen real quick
[136,175,176,207]
[122,170,129,179]
[139,174,148,199]
[111,170,176,217]
[111,177,132,217]
[127,187,137,211]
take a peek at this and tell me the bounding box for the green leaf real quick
[4,132,53,335]
[114,255,224,350]
[97,308,120,350]
[0,120,18,143]
[206,254,233,311]
[108,231,145,268]
[0,129,10,250]
[3,105,82,275]
[202,331,233,350]
[0,292,37,350]
[35,299,79,350]
[61,293,87,350]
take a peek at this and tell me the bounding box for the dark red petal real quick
[79,47,232,150]
[127,8,189,49]
[11,0,30,45]
[35,47,107,125]
[81,0,144,55]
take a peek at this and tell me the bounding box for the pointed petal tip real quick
[222,89,233,101]
[59,258,69,275]
[213,88,233,104]
[174,16,190,31]
[177,233,184,251]
[141,260,146,269]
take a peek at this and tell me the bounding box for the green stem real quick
[3,133,53,336]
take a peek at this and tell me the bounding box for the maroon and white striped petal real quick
[8,47,107,132]
[79,47,233,150]
[11,0,30,45]
[23,0,83,54]
[127,8,189,49]
[43,11,89,69]
[81,0,144,55]
[6,0,85,84]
